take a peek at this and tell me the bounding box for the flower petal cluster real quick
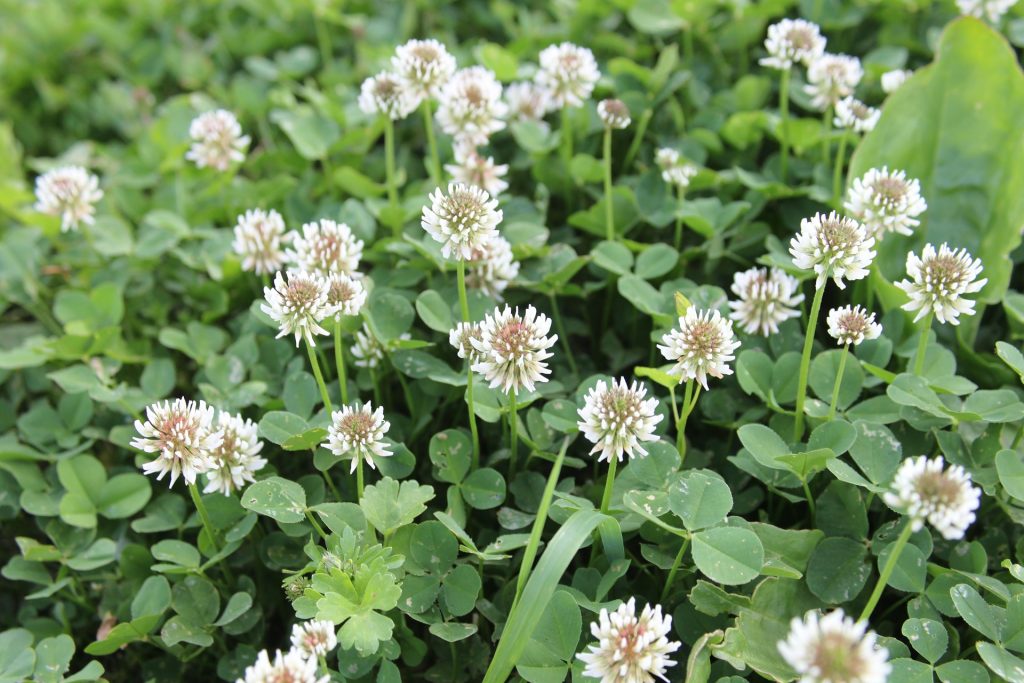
[844,167,927,239]
[655,148,699,189]
[536,42,600,109]
[233,209,291,276]
[789,211,876,290]
[421,182,503,260]
[358,71,416,120]
[759,19,827,70]
[132,398,221,487]
[834,97,879,133]
[577,598,681,683]
[597,99,631,129]
[204,412,266,496]
[957,0,1018,22]
[728,266,804,336]
[325,272,367,319]
[883,455,981,540]
[881,69,912,94]
[445,148,509,196]
[287,219,364,276]
[392,39,457,102]
[261,270,336,347]
[658,308,741,390]
[826,305,882,346]
[578,378,663,463]
[778,609,890,683]
[466,235,519,300]
[325,403,392,473]
[896,243,986,325]
[450,321,485,364]
[471,305,557,394]
[290,620,338,659]
[236,649,327,683]
[34,166,103,232]
[804,54,863,111]
[505,81,553,127]
[436,67,508,147]
[186,109,249,171]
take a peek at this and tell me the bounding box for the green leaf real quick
[270,105,340,160]
[517,590,582,682]
[429,622,478,642]
[951,583,1006,642]
[635,244,679,280]
[152,540,201,569]
[97,473,151,519]
[416,290,454,333]
[0,629,35,682]
[367,290,415,341]
[667,469,733,531]
[806,537,871,603]
[33,634,74,683]
[241,477,307,523]
[591,240,634,276]
[171,575,220,626]
[442,564,481,617]
[902,618,948,664]
[691,527,764,586]
[461,468,506,510]
[360,477,434,536]
[132,576,172,619]
[977,642,1024,682]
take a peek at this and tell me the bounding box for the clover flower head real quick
[471,305,557,394]
[760,18,827,70]
[445,147,509,196]
[577,598,681,683]
[132,398,221,488]
[236,649,327,683]
[421,182,503,260]
[186,109,249,171]
[536,42,601,109]
[505,81,553,127]
[827,305,882,346]
[896,243,987,325]
[778,609,890,683]
[804,54,863,111]
[287,219,364,276]
[834,97,880,133]
[204,411,266,496]
[658,308,741,390]
[436,66,508,147]
[261,270,336,347]
[655,148,699,189]
[957,0,1017,22]
[351,323,385,368]
[728,266,805,336]
[466,234,519,300]
[358,71,416,120]
[844,167,927,239]
[392,38,457,102]
[598,99,631,129]
[881,69,913,94]
[883,455,981,540]
[34,166,103,232]
[789,211,876,290]
[290,620,338,659]
[578,378,663,463]
[233,208,291,276]
[450,321,485,364]
[325,272,367,319]
[325,403,392,473]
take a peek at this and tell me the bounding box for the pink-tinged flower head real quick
[577,598,681,683]
[132,398,221,488]
[233,209,291,276]
[896,243,986,325]
[789,211,875,290]
[186,109,249,171]
[658,308,741,390]
[471,305,557,394]
[536,42,600,109]
[421,182,503,260]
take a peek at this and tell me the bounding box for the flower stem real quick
[832,130,849,204]
[421,99,442,186]
[599,456,619,515]
[673,183,685,250]
[305,339,334,413]
[660,536,691,602]
[561,107,573,165]
[676,380,699,461]
[321,469,342,502]
[356,456,365,502]
[859,520,915,622]
[603,126,614,241]
[779,67,791,183]
[802,479,817,525]
[509,389,519,477]
[913,312,933,376]
[623,108,652,170]
[305,509,329,541]
[827,343,850,420]
[188,483,219,553]
[384,117,400,232]
[793,284,826,441]
[457,259,481,466]
[548,293,578,377]
[334,320,349,405]
[822,106,833,165]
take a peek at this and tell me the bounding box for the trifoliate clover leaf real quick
[360,477,435,536]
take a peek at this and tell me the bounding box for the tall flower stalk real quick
[597,99,631,241]
[456,259,481,463]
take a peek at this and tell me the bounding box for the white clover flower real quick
[957,0,1018,22]
[827,305,882,347]
[287,219,364,276]
[392,39,457,102]
[436,67,508,147]
[471,305,557,394]
[237,649,327,683]
[325,403,392,473]
[421,182,503,260]
[261,270,336,347]
[351,323,385,368]
[450,321,485,364]
[883,455,981,540]
[597,99,631,129]
[505,81,553,128]
[34,166,103,232]
[233,209,291,276]
[896,243,987,325]
[577,598,681,683]
[325,272,367,319]
[132,398,221,488]
[778,609,890,683]
[789,211,876,290]
[466,234,519,300]
[444,148,509,196]
[658,308,741,390]
[728,266,805,336]
[834,97,880,133]
[186,109,249,171]
[290,620,338,659]
[759,18,827,70]
[844,167,927,239]
[358,71,416,120]
[881,69,913,94]
[655,148,700,189]
[577,378,663,463]
[204,412,266,496]
[804,54,863,111]
[536,42,601,109]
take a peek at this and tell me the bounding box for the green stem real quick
[859,520,915,622]
[457,259,481,466]
[384,117,399,231]
[356,456,365,501]
[802,479,816,525]
[599,456,619,515]
[603,126,614,241]
[623,108,652,170]
[560,107,573,165]
[793,284,826,441]
[305,339,334,413]
[313,8,332,71]
[321,468,342,502]
[548,293,578,377]
[188,484,219,553]
[660,537,691,602]
[779,67,791,182]
[673,183,685,250]
[827,344,850,420]
[913,312,933,376]
[832,130,849,204]
[676,380,695,460]
[509,389,519,477]
[822,106,833,165]
[334,320,349,405]
[305,509,329,541]
[421,99,442,186]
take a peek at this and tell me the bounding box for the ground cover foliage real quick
[3,1,1024,682]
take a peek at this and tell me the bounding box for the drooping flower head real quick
[421,182,503,260]
[759,18,827,70]
[466,234,519,300]
[577,598,681,683]
[658,308,741,390]
[883,455,982,540]
[325,403,392,473]
[536,42,601,109]
[358,71,416,120]
[826,305,882,346]
[881,69,912,94]
[578,378,663,463]
[504,81,553,127]
[804,54,863,111]
[789,211,876,290]
[392,39,457,102]
[186,109,250,171]
[261,270,336,347]
[844,167,927,239]
[655,148,700,189]
[287,219,364,276]
[728,266,805,336]
[778,609,890,683]
[834,97,880,134]
[450,321,485,364]
[445,148,509,196]
[957,0,1018,22]
[290,620,338,659]
[132,398,221,488]
[471,305,557,394]
[436,67,508,147]
[597,99,631,129]
[325,272,367,319]
[204,412,266,496]
[34,166,103,232]
[236,649,327,683]
[895,243,986,325]
[233,209,291,276]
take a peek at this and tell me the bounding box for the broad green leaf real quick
[806,537,871,603]
[241,477,307,523]
[667,469,733,531]
[902,618,948,664]
[691,527,764,586]
[360,477,434,536]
